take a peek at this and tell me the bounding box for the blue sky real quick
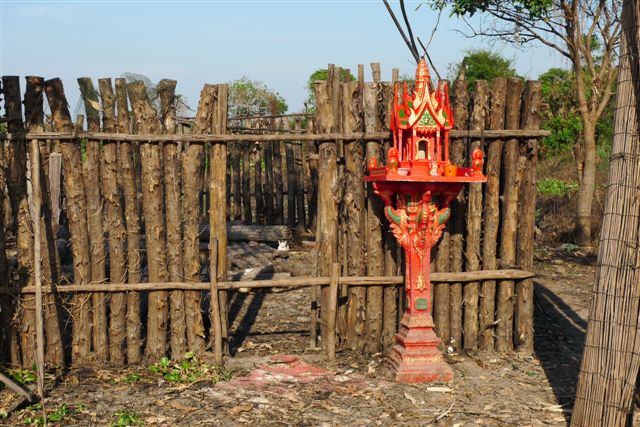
[1,0,567,115]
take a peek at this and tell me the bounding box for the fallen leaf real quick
[403,392,418,405]
[227,402,253,415]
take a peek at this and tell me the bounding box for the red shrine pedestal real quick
[365,58,486,383]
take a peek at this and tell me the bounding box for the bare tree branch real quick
[382,0,420,63]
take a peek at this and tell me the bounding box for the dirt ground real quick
[0,241,633,426]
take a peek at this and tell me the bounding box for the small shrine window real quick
[416,139,428,160]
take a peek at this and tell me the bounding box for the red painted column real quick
[387,190,454,384]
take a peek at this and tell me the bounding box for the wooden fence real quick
[0,66,543,368]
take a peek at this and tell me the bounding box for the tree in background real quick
[430,0,622,245]
[448,49,520,84]
[228,77,287,117]
[304,68,355,112]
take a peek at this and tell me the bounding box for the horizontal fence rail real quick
[7,270,534,294]
[0,129,550,142]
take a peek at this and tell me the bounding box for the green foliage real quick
[228,77,288,117]
[111,411,143,427]
[448,49,520,86]
[539,68,576,114]
[430,0,553,19]
[23,403,84,425]
[6,368,37,385]
[305,68,355,112]
[542,113,583,153]
[537,178,578,196]
[148,352,232,384]
[539,67,615,155]
[120,372,141,384]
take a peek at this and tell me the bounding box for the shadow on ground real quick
[534,281,587,424]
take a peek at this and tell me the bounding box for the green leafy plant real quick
[148,352,232,384]
[111,410,143,427]
[6,367,37,385]
[120,372,141,384]
[23,403,84,425]
[537,178,578,196]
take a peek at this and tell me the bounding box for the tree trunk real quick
[575,119,597,246]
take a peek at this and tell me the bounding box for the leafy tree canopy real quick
[448,49,520,84]
[432,0,553,19]
[228,77,288,117]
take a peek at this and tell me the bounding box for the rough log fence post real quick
[78,77,108,363]
[479,77,506,351]
[44,78,93,365]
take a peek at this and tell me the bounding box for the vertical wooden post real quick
[78,77,108,363]
[0,80,14,363]
[209,239,223,365]
[496,77,524,352]
[231,144,242,221]
[479,77,507,351]
[342,81,368,352]
[158,79,187,360]
[463,80,488,351]
[28,125,45,399]
[183,84,214,354]
[515,81,541,353]
[4,76,36,368]
[127,81,169,361]
[254,142,265,225]
[294,118,306,232]
[273,121,284,225]
[25,76,64,366]
[44,78,93,365]
[326,262,340,362]
[315,69,339,351]
[434,88,454,345]
[115,78,143,364]
[210,84,229,352]
[449,78,469,351]
[380,80,399,352]
[363,80,385,354]
[263,139,275,224]
[98,78,127,365]
[286,141,297,228]
[242,142,252,223]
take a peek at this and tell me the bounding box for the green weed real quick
[148,352,232,384]
[537,178,578,196]
[6,367,37,385]
[23,403,84,425]
[111,410,143,427]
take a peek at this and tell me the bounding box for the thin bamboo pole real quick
[209,239,223,366]
[326,263,340,361]
[29,137,45,401]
